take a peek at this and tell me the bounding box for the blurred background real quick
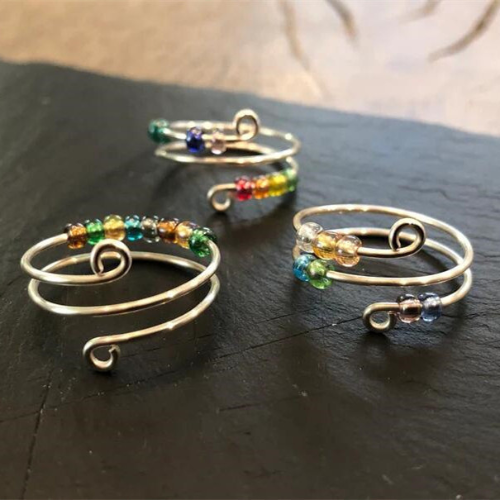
[0,0,499,136]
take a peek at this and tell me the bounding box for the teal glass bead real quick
[306,259,334,290]
[189,227,217,257]
[148,119,170,143]
[141,216,160,243]
[84,219,105,245]
[418,292,442,323]
[293,254,316,282]
[125,215,143,241]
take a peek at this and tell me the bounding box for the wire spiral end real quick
[83,338,121,372]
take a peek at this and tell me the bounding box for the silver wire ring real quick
[21,217,221,372]
[292,204,473,334]
[149,109,301,212]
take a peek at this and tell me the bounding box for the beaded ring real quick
[292,204,473,333]
[21,215,220,372]
[148,109,300,212]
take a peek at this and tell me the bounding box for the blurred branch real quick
[405,0,442,20]
[324,0,357,42]
[429,0,500,61]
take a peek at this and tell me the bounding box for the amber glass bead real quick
[312,230,342,260]
[268,172,288,197]
[158,218,179,243]
[397,294,422,324]
[253,175,270,199]
[103,214,126,241]
[175,221,198,248]
[66,223,87,249]
[335,234,362,267]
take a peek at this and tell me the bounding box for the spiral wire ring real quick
[292,204,473,333]
[21,217,221,372]
[149,109,301,212]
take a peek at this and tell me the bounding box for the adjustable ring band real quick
[148,109,300,212]
[292,204,473,333]
[20,215,221,372]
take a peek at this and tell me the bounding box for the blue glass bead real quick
[148,119,170,143]
[418,292,442,323]
[186,127,205,153]
[125,215,143,241]
[293,254,316,282]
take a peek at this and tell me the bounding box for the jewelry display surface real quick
[0,61,498,499]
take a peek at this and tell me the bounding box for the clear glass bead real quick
[296,222,323,253]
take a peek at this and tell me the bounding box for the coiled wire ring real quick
[148,109,301,212]
[21,215,221,372]
[292,204,473,334]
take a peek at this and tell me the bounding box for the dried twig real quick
[324,0,357,42]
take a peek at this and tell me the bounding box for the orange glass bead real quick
[158,218,180,243]
[253,175,270,200]
[175,221,198,248]
[268,172,288,197]
[103,214,126,241]
[66,223,87,249]
[312,230,342,260]
[335,234,362,267]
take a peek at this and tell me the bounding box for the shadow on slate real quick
[0,60,499,499]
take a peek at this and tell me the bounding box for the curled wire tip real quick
[83,340,121,372]
[363,302,399,333]
[207,183,236,212]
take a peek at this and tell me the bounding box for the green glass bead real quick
[284,168,298,192]
[188,227,217,257]
[85,219,105,245]
[306,259,334,290]
[148,119,170,144]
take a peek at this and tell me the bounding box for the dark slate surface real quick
[0,60,498,499]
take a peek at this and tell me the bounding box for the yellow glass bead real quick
[103,214,126,241]
[175,221,198,248]
[312,230,342,260]
[335,234,362,267]
[66,223,87,249]
[268,172,288,197]
[253,175,270,200]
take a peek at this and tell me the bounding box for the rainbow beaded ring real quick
[21,215,220,372]
[292,204,473,333]
[148,109,300,212]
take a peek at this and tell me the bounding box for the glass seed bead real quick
[293,254,316,282]
[306,259,334,290]
[124,215,143,241]
[335,234,362,267]
[235,176,254,201]
[157,218,179,243]
[211,129,226,155]
[418,292,442,323]
[283,168,298,192]
[268,172,288,197]
[186,126,205,153]
[85,219,105,245]
[103,215,125,241]
[253,175,270,200]
[148,119,170,144]
[189,227,217,257]
[66,223,87,249]
[296,222,323,253]
[175,221,199,248]
[312,230,342,260]
[141,216,160,243]
[397,294,422,323]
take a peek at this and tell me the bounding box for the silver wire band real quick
[293,204,473,333]
[21,235,220,372]
[152,109,301,212]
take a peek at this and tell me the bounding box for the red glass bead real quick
[235,176,254,201]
